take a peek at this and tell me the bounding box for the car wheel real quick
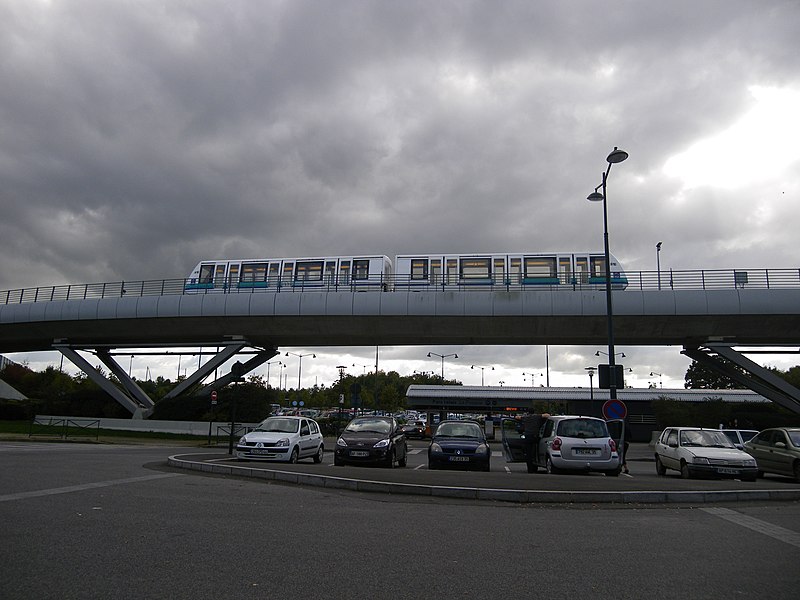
[385,449,395,468]
[680,461,691,479]
[334,455,344,466]
[313,445,324,464]
[605,468,621,477]
[655,455,667,476]
[398,452,407,468]
[289,447,299,464]
[483,461,491,472]
[757,470,764,479]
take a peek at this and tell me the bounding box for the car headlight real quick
[743,459,756,467]
[237,437,248,446]
[374,438,390,448]
[275,438,290,447]
[430,442,442,453]
[475,443,488,455]
[336,437,347,447]
[691,456,710,465]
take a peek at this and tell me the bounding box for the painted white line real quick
[407,449,424,455]
[504,466,511,473]
[0,473,181,503]
[414,464,425,470]
[702,507,800,548]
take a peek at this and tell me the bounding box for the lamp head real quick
[427,352,432,357]
[656,241,662,250]
[595,351,601,356]
[587,190,604,202]
[606,147,628,164]
[453,354,459,359]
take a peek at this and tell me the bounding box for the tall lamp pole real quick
[427,352,458,380]
[587,146,629,402]
[585,366,596,416]
[285,351,315,405]
[471,364,494,386]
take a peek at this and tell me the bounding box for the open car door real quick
[500,418,526,462]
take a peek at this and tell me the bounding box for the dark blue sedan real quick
[428,420,491,471]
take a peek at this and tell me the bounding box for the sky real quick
[2,0,799,394]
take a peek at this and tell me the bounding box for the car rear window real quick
[557,418,608,438]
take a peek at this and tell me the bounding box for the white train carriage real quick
[185,255,392,292]
[393,253,628,289]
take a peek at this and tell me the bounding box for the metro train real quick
[185,252,628,292]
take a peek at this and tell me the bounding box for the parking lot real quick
[169,439,800,504]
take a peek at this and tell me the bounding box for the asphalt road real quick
[1,441,799,600]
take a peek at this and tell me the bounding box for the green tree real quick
[684,360,746,389]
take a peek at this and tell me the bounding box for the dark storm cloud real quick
[2,1,798,384]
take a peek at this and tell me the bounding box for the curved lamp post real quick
[587,146,628,402]
[285,351,316,395]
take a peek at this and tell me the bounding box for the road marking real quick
[504,466,511,473]
[414,464,425,470]
[0,473,181,503]
[702,507,800,548]
[407,449,424,455]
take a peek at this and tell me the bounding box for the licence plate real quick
[252,448,270,455]
[449,456,470,462]
[350,450,369,457]
[574,448,600,456]
[716,467,740,474]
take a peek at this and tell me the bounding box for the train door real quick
[339,260,351,285]
[198,263,215,286]
[324,260,337,286]
[493,257,506,285]
[268,262,280,287]
[431,258,442,285]
[500,417,526,463]
[509,257,522,285]
[213,264,227,289]
[558,255,572,284]
[228,263,240,288]
[281,262,294,287]
[445,258,458,285]
[575,256,590,284]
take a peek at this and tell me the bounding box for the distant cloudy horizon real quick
[2,1,798,391]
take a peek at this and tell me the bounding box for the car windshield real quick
[254,417,300,433]
[345,418,391,434]
[435,423,482,438]
[680,430,735,448]
[557,418,608,439]
[788,431,800,446]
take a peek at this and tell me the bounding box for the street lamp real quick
[585,366,596,416]
[596,350,626,359]
[587,146,629,403]
[285,352,316,391]
[522,372,543,387]
[471,364,494,385]
[265,360,282,388]
[353,363,370,374]
[427,352,458,380]
[656,241,663,290]
[650,371,663,388]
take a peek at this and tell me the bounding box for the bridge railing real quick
[1,268,799,305]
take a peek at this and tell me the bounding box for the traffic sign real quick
[210,390,217,405]
[602,399,627,420]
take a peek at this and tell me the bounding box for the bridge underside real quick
[682,344,800,415]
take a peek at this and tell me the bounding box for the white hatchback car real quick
[654,427,758,481]
[236,416,324,463]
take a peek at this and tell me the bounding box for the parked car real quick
[401,420,427,439]
[744,427,800,482]
[235,416,324,463]
[428,420,491,471]
[334,416,408,467]
[654,427,758,481]
[720,429,759,449]
[501,415,620,476]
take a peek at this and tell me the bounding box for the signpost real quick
[207,390,218,446]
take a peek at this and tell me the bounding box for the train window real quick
[494,259,505,284]
[199,264,215,284]
[461,258,491,279]
[295,261,323,282]
[411,259,428,280]
[590,256,606,277]
[446,259,458,284]
[524,257,556,278]
[241,262,268,282]
[510,258,521,283]
[269,263,280,283]
[431,259,441,284]
[353,259,370,280]
[340,261,351,283]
